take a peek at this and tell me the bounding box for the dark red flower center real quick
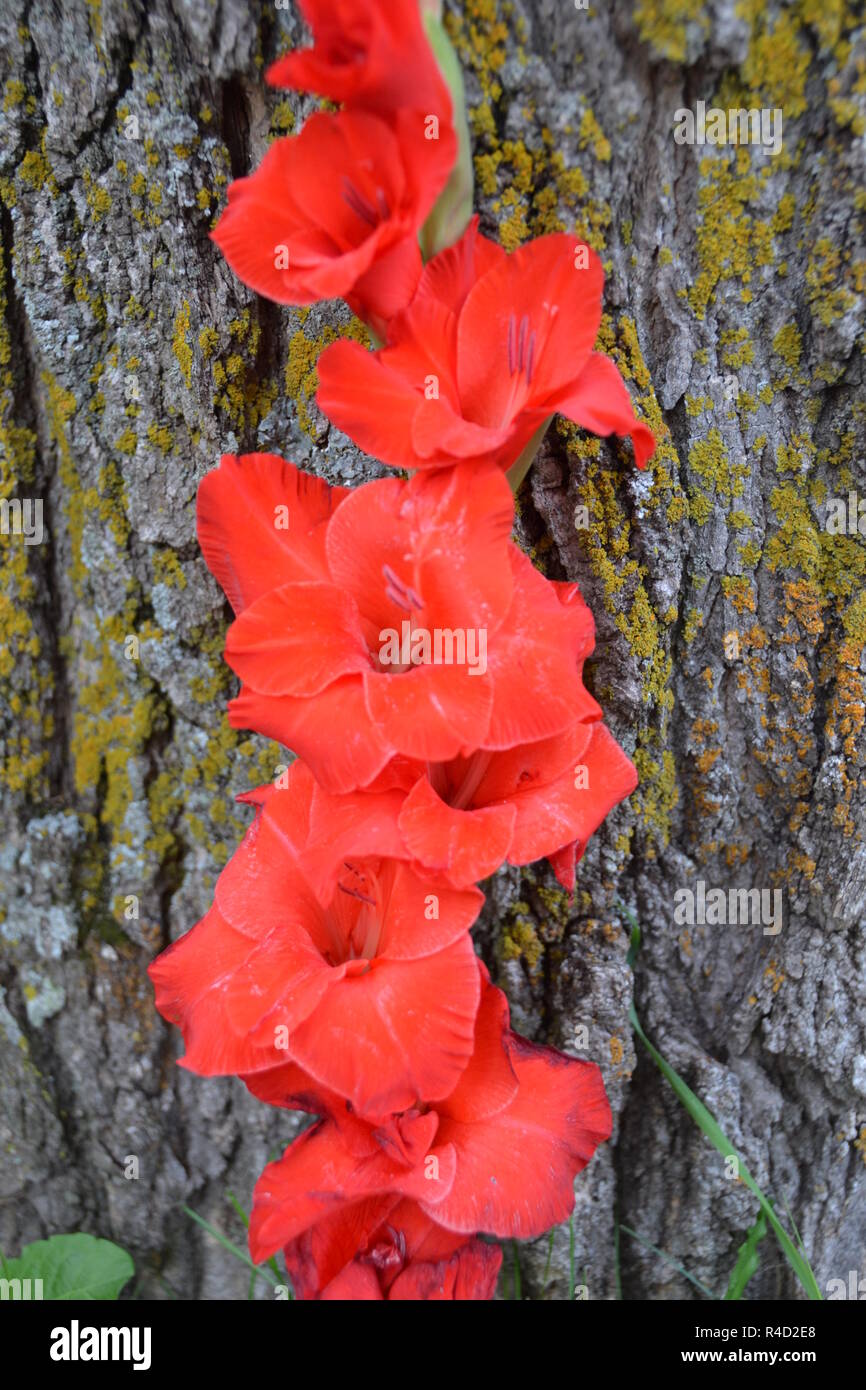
[363,1225,407,1278]
[325,35,367,69]
[342,176,391,228]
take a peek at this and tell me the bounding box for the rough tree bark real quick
[1,0,864,1300]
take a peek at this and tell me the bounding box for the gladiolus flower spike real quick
[153,0,654,1301]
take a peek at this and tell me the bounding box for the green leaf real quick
[725,1211,768,1301]
[1,1234,134,1300]
[619,902,642,968]
[419,14,473,261]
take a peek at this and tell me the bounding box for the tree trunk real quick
[1,0,863,1300]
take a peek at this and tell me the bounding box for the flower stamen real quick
[342,176,381,228]
[383,563,423,612]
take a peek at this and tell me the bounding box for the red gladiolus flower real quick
[247,965,612,1279]
[211,107,456,338]
[316,216,656,471]
[388,714,638,892]
[198,453,600,795]
[267,0,452,123]
[354,580,637,890]
[148,761,484,1119]
[295,1204,502,1301]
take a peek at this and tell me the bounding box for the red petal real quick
[345,233,424,339]
[241,1058,343,1118]
[552,576,598,659]
[375,861,484,960]
[364,660,494,762]
[316,301,459,470]
[324,474,411,639]
[478,721,595,867]
[472,721,591,807]
[283,1193,501,1301]
[484,551,600,750]
[439,967,519,1124]
[316,342,428,473]
[553,352,656,468]
[544,721,638,890]
[229,676,393,794]
[225,582,369,697]
[324,463,514,638]
[284,1196,399,1300]
[456,233,604,428]
[266,0,454,123]
[448,1240,503,1300]
[427,1036,612,1238]
[301,779,408,903]
[197,453,343,613]
[392,105,458,231]
[211,113,405,306]
[388,1240,502,1300]
[382,1198,461,1261]
[320,1263,384,1300]
[410,462,516,630]
[398,774,516,887]
[286,932,482,1117]
[249,1119,455,1262]
[148,904,319,1075]
[221,928,335,1052]
[407,215,507,319]
[410,394,518,465]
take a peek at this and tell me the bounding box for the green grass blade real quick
[184,1207,279,1290]
[781,1192,809,1259]
[225,1190,249,1228]
[618,899,821,1302]
[628,1006,822,1300]
[725,1210,768,1300]
[621,1224,716,1299]
[225,1189,285,1290]
[225,1189,258,1295]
